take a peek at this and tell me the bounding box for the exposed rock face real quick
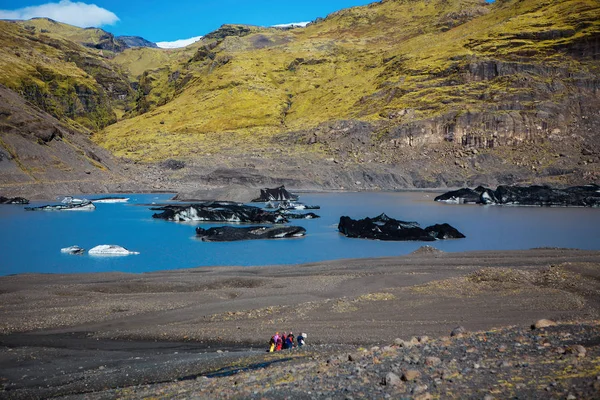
[435,184,600,207]
[152,202,287,223]
[195,225,306,241]
[81,29,128,52]
[251,186,299,202]
[1,21,135,131]
[0,84,132,199]
[203,25,253,41]
[117,36,158,48]
[338,213,465,241]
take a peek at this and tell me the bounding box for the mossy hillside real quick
[14,18,126,55]
[0,21,134,130]
[112,46,196,80]
[96,0,599,162]
[356,0,599,114]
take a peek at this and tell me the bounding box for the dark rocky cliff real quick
[117,36,158,48]
[0,84,138,199]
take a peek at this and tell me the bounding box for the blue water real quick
[0,192,599,276]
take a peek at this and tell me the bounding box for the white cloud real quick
[272,21,310,28]
[156,36,203,49]
[0,0,119,28]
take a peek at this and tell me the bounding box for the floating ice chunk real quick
[61,245,85,255]
[88,245,140,256]
[91,197,130,203]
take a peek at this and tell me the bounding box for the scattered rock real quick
[411,245,444,255]
[566,345,586,357]
[451,326,467,337]
[532,319,557,329]
[413,384,428,394]
[402,370,421,381]
[425,356,442,367]
[382,372,401,386]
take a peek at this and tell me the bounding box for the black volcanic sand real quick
[1,248,599,399]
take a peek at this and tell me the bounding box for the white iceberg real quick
[61,245,85,255]
[88,245,140,256]
[91,197,130,203]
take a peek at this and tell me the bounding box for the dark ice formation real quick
[338,213,465,241]
[282,211,320,219]
[25,199,95,211]
[0,196,29,204]
[196,225,306,241]
[252,185,299,202]
[435,184,600,207]
[152,202,287,223]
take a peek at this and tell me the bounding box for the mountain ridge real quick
[1,0,599,197]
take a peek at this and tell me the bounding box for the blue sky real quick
[0,0,376,43]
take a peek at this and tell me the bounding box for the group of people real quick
[268,331,307,352]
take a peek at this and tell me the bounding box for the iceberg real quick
[60,245,85,255]
[88,245,140,256]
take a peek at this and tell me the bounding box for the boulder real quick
[425,356,442,367]
[338,213,465,241]
[383,372,401,386]
[195,225,306,242]
[401,370,421,381]
[532,319,557,329]
[451,326,467,337]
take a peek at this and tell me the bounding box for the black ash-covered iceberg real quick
[25,198,95,211]
[282,211,320,219]
[152,202,287,223]
[0,196,29,204]
[338,213,465,241]
[435,184,600,207]
[252,185,299,202]
[196,225,306,241]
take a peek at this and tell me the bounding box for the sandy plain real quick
[1,248,599,398]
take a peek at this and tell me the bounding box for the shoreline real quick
[1,248,599,398]
[2,248,599,340]
[7,186,452,202]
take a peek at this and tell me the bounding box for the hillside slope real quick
[93,0,599,189]
[2,0,599,194]
[0,20,136,131]
[0,84,142,199]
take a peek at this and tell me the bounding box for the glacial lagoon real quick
[1,191,599,276]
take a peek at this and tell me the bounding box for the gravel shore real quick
[1,248,599,398]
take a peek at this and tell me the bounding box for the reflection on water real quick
[0,192,599,276]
